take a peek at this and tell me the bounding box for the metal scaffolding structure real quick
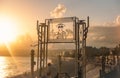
[35,16,89,78]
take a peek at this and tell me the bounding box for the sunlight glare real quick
[0,15,18,43]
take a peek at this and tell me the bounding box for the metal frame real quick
[36,16,89,78]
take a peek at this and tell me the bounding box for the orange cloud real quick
[116,15,120,26]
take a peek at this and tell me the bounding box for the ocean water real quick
[0,56,32,78]
[0,56,101,78]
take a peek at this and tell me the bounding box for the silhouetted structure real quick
[32,16,89,78]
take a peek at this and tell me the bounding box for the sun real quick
[0,16,18,43]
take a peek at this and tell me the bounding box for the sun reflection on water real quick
[0,57,9,78]
[0,56,30,78]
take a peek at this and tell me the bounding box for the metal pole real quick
[36,20,40,78]
[43,23,46,68]
[75,18,78,76]
[87,16,89,28]
[46,20,49,69]
[82,23,85,78]
[78,21,81,78]
[40,25,43,76]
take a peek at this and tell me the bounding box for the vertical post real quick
[58,54,62,78]
[101,55,106,78]
[36,20,40,78]
[82,22,86,78]
[78,20,85,78]
[75,18,78,76]
[43,23,46,68]
[78,21,82,78]
[83,23,86,78]
[46,21,49,68]
[40,24,43,76]
[31,49,35,78]
[87,16,89,28]
[45,25,48,68]
[100,48,106,78]
[77,17,89,78]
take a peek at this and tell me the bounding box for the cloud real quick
[91,15,120,27]
[103,15,120,27]
[50,4,66,18]
[115,15,120,26]
[90,21,115,27]
[87,26,120,48]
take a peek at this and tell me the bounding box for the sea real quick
[0,56,32,78]
[0,56,101,78]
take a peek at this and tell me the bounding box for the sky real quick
[0,0,120,48]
